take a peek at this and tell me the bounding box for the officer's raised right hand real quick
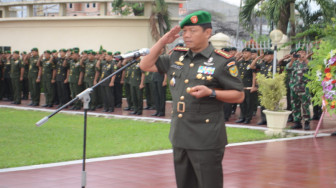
[160,26,181,45]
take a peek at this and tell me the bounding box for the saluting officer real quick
[9,51,24,104]
[25,48,41,106]
[235,48,257,124]
[38,50,56,108]
[140,11,244,188]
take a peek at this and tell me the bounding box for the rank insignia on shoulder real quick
[174,47,189,52]
[227,61,235,67]
[229,65,239,77]
[214,49,232,59]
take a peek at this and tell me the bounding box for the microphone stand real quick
[36,58,139,188]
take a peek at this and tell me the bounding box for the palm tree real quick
[240,0,335,38]
[149,0,171,41]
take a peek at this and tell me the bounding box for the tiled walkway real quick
[0,136,335,188]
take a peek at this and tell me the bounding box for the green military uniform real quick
[3,55,13,101]
[22,52,29,100]
[236,51,254,123]
[129,60,144,115]
[10,54,24,104]
[28,50,41,106]
[123,63,133,110]
[95,58,106,109]
[144,71,154,109]
[151,72,166,116]
[0,55,3,100]
[84,58,97,110]
[68,58,84,110]
[113,52,123,108]
[100,58,115,112]
[287,59,311,126]
[40,53,56,107]
[55,50,70,106]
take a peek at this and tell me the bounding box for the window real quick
[69,3,72,8]
[87,3,90,8]
[93,3,96,8]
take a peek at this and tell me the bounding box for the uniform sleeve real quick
[155,54,170,74]
[216,59,244,91]
[286,62,293,70]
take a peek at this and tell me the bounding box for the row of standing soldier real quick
[0,48,167,116]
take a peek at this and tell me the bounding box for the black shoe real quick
[130,111,138,115]
[70,106,76,110]
[90,108,96,111]
[48,104,53,108]
[124,107,132,111]
[331,132,336,136]
[244,119,251,124]
[57,104,63,108]
[28,103,34,106]
[157,113,165,117]
[102,109,108,112]
[304,121,310,130]
[257,121,267,125]
[137,112,142,115]
[42,104,48,107]
[235,119,245,123]
[33,103,39,106]
[115,104,121,108]
[151,112,159,116]
[16,102,21,105]
[224,118,229,122]
[96,105,102,109]
[290,122,302,129]
[148,106,155,110]
[144,106,151,110]
[11,102,16,104]
[287,115,293,122]
[108,108,114,112]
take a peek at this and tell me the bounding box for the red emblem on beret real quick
[190,16,198,24]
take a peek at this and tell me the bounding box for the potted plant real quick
[256,73,291,136]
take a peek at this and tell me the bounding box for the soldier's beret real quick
[88,51,97,55]
[99,51,103,55]
[6,50,11,54]
[296,47,306,52]
[31,48,38,52]
[44,50,51,54]
[68,48,73,52]
[264,49,274,55]
[52,50,57,53]
[180,11,212,28]
[23,51,27,54]
[251,49,257,53]
[221,47,230,52]
[242,47,251,52]
[114,51,121,55]
[73,49,79,54]
[73,47,80,51]
[107,51,113,56]
[13,50,20,54]
[230,47,237,51]
[102,49,107,53]
[59,48,67,52]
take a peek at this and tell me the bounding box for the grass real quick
[0,108,279,168]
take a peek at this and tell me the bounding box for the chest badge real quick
[204,57,214,66]
[196,73,203,79]
[179,55,184,62]
[206,75,213,81]
[170,77,176,86]
[229,65,239,77]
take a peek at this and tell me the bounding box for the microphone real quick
[114,48,150,61]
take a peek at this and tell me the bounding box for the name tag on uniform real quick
[197,66,215,75]
[171,64,182,70]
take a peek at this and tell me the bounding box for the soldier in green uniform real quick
[25,48,41,106]
[250,49,278,125]
[129,57,145,115]
[38,50,56,107]
[3,51,13,101]
[21,52,29,100]
[140,11,244,188]
[235,48,257,124]
[94,51,105,109]
[250,49,259,116]
[0,50,3,100]
[83,51,98,111]
[68,49,84,110]
[144,71,155,109]
[55,49,70,107]
[121,58,133,111]
[286,48,311,130]
[51,50,59,106]
[113,51,123,108]
[9,51,24,104]
[151,72,167,116]
[99,52,116,112]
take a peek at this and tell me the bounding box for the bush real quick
[256,73,286,111]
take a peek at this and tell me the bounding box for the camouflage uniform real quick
[286,60,310,123]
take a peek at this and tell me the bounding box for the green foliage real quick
[306,18,336,115]
[132,3,144,16]
[112,0,132,16]
[256,73,287,111]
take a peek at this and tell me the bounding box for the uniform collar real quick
[187,42,214,59]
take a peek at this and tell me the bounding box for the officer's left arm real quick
[139,72,145,89]
[20,61,24,81]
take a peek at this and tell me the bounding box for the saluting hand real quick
[161,26,181,45]
[189,85,212,99]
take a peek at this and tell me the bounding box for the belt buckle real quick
[177,102,185,113]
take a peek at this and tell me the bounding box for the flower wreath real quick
[320,50,336,111]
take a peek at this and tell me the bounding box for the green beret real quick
[31,48,38,52]
[107,51,113,56]
[221,47,230,52]
[44,50,51,54]
[59,48,67,52]
[73,47,79,51]
[52,50,57,53]
[264,49,274,55]
[73,49,79,54]
[180,11,212,28]
[13,50,20,54]
[230,47,237,51]
[88,51,97,55]
[114,51,121,55]
[6,50,11,54]
[251,49,257,53]
[102,49,107,53]
[23,51,27,54]
[99,51,103,55]
[67,48,73,52]
[296,47,306,52]
[242,47,251,52]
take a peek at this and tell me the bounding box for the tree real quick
[149,0,171,41]
[240,0,335,38]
